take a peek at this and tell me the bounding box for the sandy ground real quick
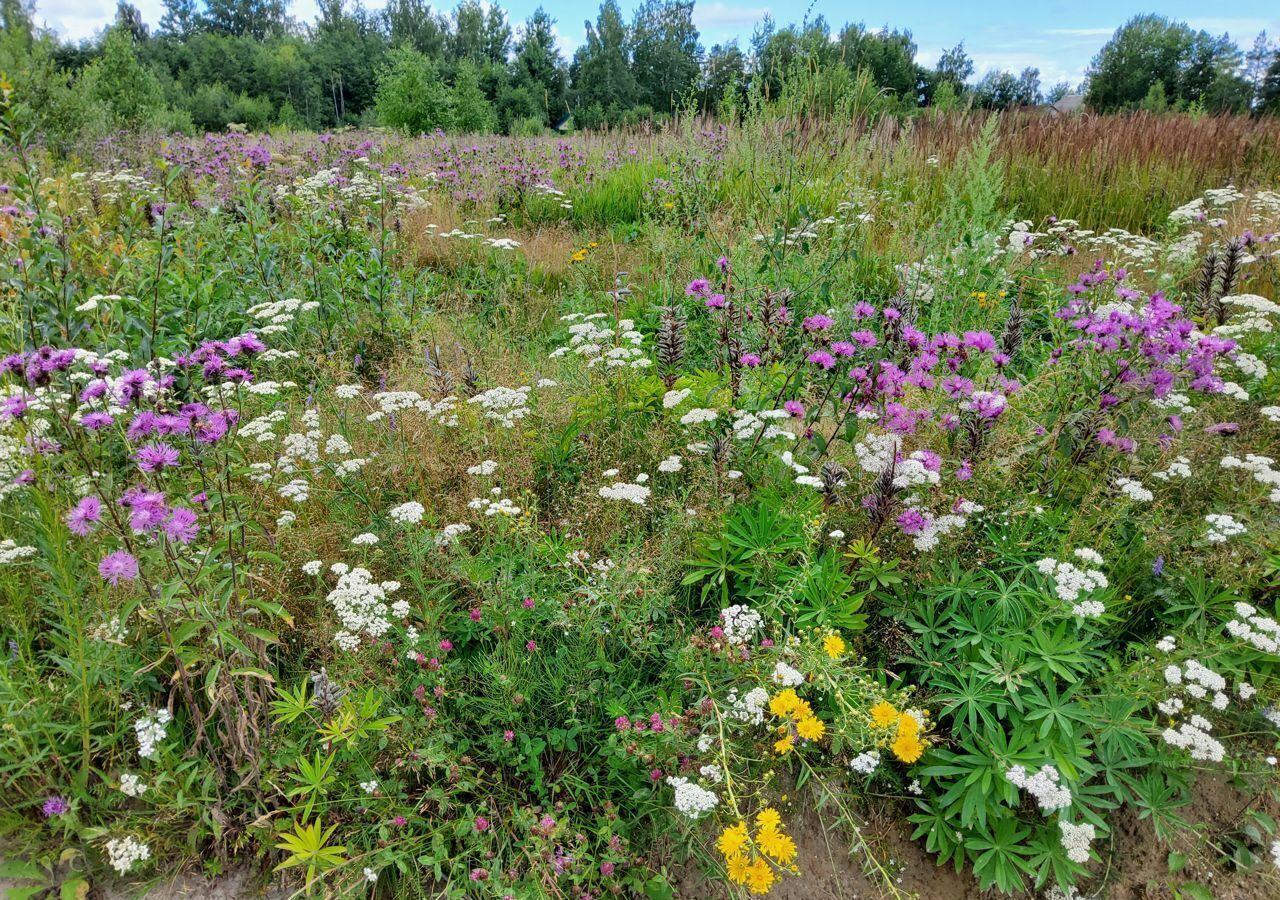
[5,777,1279,898]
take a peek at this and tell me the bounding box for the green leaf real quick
[644,877,674,900]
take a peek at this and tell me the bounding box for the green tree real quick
[701,40,746,115]
[204,0,285,40]
[836,23,920,101]
[158,0,199,37]
[451,0,487,64]
[382,0,448,58]
[569,0,636,126]
[629,0,700,114]
[1085,14,1242,111]
[313,0,387,125]
[1260,51,1280,115]
[375,44,454,132]
[973,67,1040,109]
[450,59,495,132]
[78,25,168,127]
[1138,79,1169,112]
[508,7,566,126]
[935,42,973,86]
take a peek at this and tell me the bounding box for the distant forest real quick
[1,0,1279,144]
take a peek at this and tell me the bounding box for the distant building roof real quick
[1048,93,1086,115]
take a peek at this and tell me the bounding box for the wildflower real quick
[720,605,763,645]
[823,632,846,658]
[475,816,490,832]
[119,773,146,798]
[870,701,898,728]
[1005,764,1071,813]
[717,821,749,859]
[769,690,801,718]
[105,836,151,874]
[134,709,171,759]
[771,661,804,687]
[665,776,718,819]
[891,730,925,763]
[134,442,180,472]
[351,532,379,545]
[66,496,102,536]
[162,507,199,544]
[726,853,752,884]
[42,796,70,817]
[302,560,322,576]
[796,715,826,741]
[745,857,776,894]
[807,351,835,370]
[99,551,139,585]
[850,750,880,774]
[388,501,425,525]
[757,826,796,865]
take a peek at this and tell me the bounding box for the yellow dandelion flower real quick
[896,712,921,736]
[796,715,826,741]
[773,734,794,755]
[758,828,796,866]
[726,852,751,885]
[663,201,675,209]
[756,807,782,832]
[790,698,814,721]
[745,857,776,894]
[870,701,898,728]
[769,689,800,718]
[717,821,749,860]
[823,633,846,658]
[891,730,925,763]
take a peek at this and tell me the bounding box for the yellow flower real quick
[769,689,800,718]
[896,712,920,736]
[717,821,749,860]
[726,852,751,885]
[891,730,925,763]
[757,828,796,865]
[790,698,814,721]
[663,201,675,209]
[796,715,826,741]
[870,701,898,728]
[773,734,794,755]
[823,633,845,658]
[745,857,776,894]
[755,807,782,832]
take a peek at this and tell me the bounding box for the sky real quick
[34,0,1280,88]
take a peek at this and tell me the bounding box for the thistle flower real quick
[98,551,139,585]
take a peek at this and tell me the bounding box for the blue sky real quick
[38,1,1280,87]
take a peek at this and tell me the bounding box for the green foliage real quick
[1085,14,1246,112]
[375,45,454,134]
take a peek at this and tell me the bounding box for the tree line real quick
[1,0,1278,147]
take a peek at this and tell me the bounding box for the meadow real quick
[2,94,1280,900]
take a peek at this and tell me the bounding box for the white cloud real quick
[550,24,581,59]
[693,2,769,32]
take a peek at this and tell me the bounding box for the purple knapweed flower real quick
[98,551,139,585]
